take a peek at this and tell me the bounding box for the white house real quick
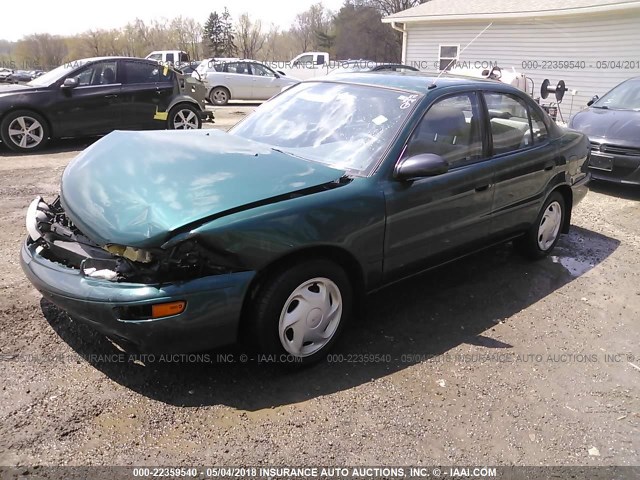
[383,0,640,119]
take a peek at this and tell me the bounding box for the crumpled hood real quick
[570,108,640,146]
[61,129,346,248]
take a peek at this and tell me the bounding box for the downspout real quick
[390,21,408,64]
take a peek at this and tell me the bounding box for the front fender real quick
[178,178,387,290]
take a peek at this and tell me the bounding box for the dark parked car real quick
[331,60,419,74]
[21,73,590,364]
[8,70,35,83]
[569,76,640,185]
[0,57,211,153]
[370,63,419,73]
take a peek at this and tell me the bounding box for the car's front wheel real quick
[250,259,352,365]
[168,104,202,130]
[0,110,49,153]
[516,191,566,259]
[209,87,230,106]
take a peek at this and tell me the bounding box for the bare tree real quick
[236,13,266,59]
[291,2,332,52]
[362,0,428,16]
[14,34,68,69]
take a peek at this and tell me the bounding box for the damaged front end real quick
[26,196,238,284]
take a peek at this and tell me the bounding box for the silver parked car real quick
[196,59,299,105]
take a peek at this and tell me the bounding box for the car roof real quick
[68,56,157,64]
[314,71,505,94]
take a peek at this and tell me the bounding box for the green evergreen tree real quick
[220,7,237,57]
[203,12,225,57]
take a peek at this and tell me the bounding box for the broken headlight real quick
[104,244,154,263]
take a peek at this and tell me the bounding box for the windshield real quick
[27,63,77,87]
[230,81,420,174]
[593,78,640,110]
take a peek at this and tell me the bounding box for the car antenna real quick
[429,22,493,89]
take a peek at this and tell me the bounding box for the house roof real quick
[383,0,640,23]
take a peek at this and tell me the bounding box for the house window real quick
[438,45,459,71]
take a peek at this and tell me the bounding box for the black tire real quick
[167,104,202,130]
[249,259,353,366]
[516,191,566,259]
[0,109,50,153]
[209,87,230,106]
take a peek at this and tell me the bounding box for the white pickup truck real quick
[265,52,335,80]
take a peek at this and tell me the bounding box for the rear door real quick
[119,60,176,129]
[383,91,495,281]
[50,60,122,136]
[482,91,557,238]
[221,62,254,99]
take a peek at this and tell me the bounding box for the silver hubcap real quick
[278,277,343,357]
[173,109,198,129]
[213,89,228,104]
[8,116,44,149]
[537,201,562,251]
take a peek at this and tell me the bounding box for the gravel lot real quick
[0,105,638,469]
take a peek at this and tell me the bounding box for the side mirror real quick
[394,153,449,181]
[587,95,599,106]
[61,77,78,89]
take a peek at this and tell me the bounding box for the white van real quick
[145,51,190,65]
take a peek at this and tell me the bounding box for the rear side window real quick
[225,62,250,74]
[484,92,534,154]
[404,92,483,168]
[124,62,173,84]
[529,106,549,143]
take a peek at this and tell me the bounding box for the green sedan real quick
[21,73,590,364]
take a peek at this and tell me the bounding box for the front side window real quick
[293,55,314,66]
[439,45,459,71]
[230,82,419,175]
[250,63,276,77]
[404,92,483,168]
[72,61,118,86]
[484,92,534,154]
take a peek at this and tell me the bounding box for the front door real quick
[249,63,284,100]
[50,60,122,136]
[383,91,495,281]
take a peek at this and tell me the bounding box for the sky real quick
[1,0,347,41]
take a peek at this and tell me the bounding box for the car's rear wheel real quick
[168,104,202,130]
[0,110,49,153]
[516,191,565,259]
[250,259,352,366]
[209,87,230,106]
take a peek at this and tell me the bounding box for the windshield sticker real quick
[372,115,388,125]
[398,94,419,109]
